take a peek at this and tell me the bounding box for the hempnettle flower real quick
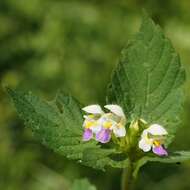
[82,104,127,143]
[82,105,104,141]
[138,124,168,156]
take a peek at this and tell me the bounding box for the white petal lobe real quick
[91,125,102,134]
[104,104,126,118]
[113,126,126,137]
[147,124,168,135]
[139,139,151,152]
[82,105,104,114]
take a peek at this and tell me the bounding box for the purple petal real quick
[96,128,111,143]
[153,145,168,156]
[83,129,93,141]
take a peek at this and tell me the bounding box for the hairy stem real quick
[121,161,135,190]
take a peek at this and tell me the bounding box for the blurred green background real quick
[0,0,190,190]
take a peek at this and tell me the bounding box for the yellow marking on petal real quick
[153,140,161,147]
[103,121,113,129]
[85,121,96,129]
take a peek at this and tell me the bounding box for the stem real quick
[121,161,135,190]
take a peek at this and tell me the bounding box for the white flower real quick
[138,124,168,156]
[102,104,127,137]
[82,105,104,141]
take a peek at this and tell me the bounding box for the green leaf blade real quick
[7,88,126,170]
[142,151,190,164]
[107,15,185,145]
[133,151,190,178]
[6,88,97,159]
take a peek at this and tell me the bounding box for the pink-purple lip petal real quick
[96,128,111,143]
[153,145,168,156]
[83,128,93,141]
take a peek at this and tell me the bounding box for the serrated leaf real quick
[71,179,96,190]
[7,88,128,170]
[6,88,97,159]
[107,14,185,145]
[133,151,190,177]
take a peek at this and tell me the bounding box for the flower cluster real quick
[82,104,168,156]
[82,105,126,143]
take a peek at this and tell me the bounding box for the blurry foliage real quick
[0,0,190,190]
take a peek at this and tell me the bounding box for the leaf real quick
[6,88,128,170]
[7,88,94,158]
[82,148,129,170]
[71,179,96,190]
[107,14,185,145]
[133,151,190,178]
